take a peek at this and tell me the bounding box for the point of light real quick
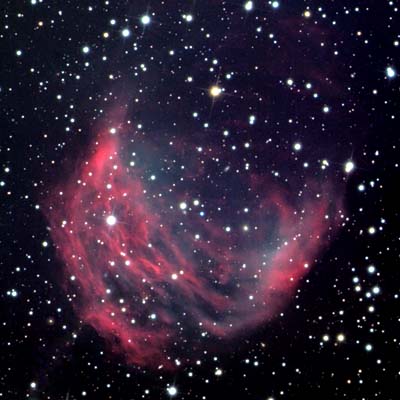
[179,202,187,210]
[367,265,376,274]
[336,333,345,342]
[344,160,355,174]
[122,28,131,37]
[141,15,151,25]
[167,386,177,396]
[293,142,302,151]
[271,1,280,9]
[209,85,222,97]
[386,66,396,79]
[106,215,117,226]
[372,285,380,295]
[82,46,90,54]
[244,1,254,11]
[323,105,330,113]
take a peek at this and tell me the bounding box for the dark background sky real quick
[0,0,399,399]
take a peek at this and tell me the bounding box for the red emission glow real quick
[44,130,342,369]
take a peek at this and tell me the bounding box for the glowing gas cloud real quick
[44,129,343,369]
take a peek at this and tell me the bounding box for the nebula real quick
[44,128,343,369]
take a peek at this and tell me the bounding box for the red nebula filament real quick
[44,131,342,368]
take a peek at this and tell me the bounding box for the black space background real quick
[0,1,399,399]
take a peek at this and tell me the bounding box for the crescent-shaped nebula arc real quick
[43,126,344,369]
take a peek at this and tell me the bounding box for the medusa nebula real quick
[44,126,343,369]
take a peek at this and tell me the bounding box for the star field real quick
[0,1,399,399]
